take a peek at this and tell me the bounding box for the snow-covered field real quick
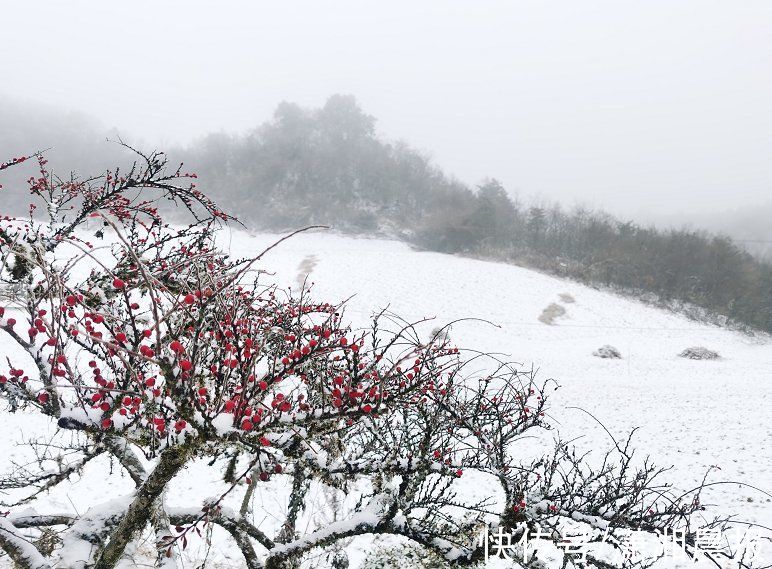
[2,229,771,567]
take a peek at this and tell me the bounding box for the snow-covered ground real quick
[1,229,771,567]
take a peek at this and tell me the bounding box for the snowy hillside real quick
[233,230,772,564]
[1,228,770,567]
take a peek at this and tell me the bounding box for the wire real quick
[341,308,762,334]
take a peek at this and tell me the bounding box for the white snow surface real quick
[1,228,770,568]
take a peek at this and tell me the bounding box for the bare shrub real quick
[538,302,566,325]
[295,254,318,290]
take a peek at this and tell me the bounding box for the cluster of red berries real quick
[0,156,27,171]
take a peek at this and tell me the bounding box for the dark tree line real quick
[172,95,772,333]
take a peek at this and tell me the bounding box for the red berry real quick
[179,360,193,372]
[37,392,49,404]
[183,294,195,305]
[241,419,253,431]
[113,278,125,289]
[101,418,112,429]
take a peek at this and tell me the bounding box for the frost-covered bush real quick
[592,345,622,359]
[0,151,740,569]
[361,543,447,568]
[679,346,720,360]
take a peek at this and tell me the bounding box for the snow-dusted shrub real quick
[679,346,720,360]
[0,152,739,569]
[361,543,446,568]
[593,345,622,359]
[0,282,27,304]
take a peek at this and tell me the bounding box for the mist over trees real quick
[1,95,770,333]
[173,95,772,333]
[650,204,772,262]
[178,95,469,233]
[0,96,138,216]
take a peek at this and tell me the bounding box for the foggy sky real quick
[2,1,771,219]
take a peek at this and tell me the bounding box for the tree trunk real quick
[93,441,198,569]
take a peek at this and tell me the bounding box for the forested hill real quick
[173,95,772,333]
[1,95,771,332]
